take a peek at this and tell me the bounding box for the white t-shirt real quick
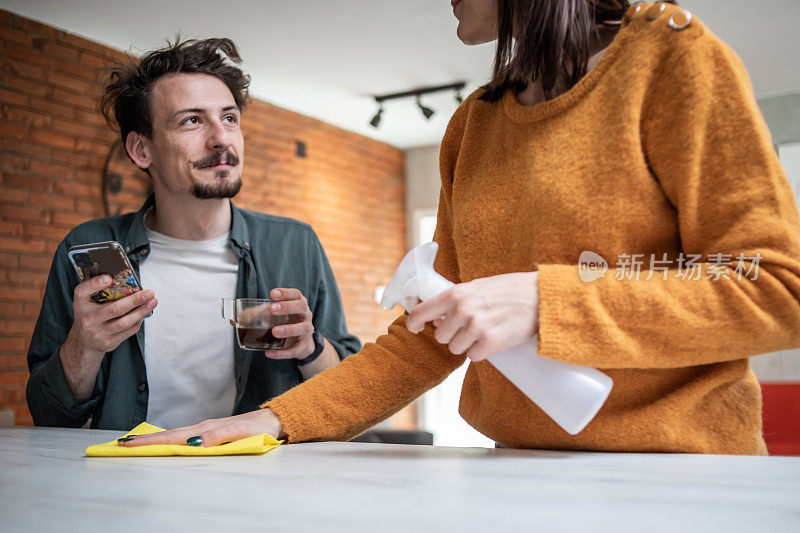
[139,221,239,429]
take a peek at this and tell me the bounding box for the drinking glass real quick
[221,298,289,350]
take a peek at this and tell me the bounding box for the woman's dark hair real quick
[480,0,677,102]
[101,38,251,144]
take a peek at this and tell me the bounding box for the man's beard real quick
[190,150,242,199]
[191,171,242,199]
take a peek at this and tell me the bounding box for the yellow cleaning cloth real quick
[85,422,282,457]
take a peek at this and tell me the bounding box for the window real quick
[778,142,800,208]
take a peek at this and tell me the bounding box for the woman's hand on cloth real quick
[118,408,285,448]
[405,271,540,361]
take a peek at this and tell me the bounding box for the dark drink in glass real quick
[221,298,290,351]
[236,326,285,350]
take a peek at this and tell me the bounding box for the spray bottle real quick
[380,242,613,435]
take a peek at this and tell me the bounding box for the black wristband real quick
[297,331,324,366]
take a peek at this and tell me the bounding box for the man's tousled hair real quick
[101,37,251,145]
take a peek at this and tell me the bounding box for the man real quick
[26,38,361,430]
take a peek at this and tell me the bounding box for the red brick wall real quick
[0,10,409,426]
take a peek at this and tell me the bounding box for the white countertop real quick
[1,426,799,532]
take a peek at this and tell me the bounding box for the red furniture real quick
[761,382,800,456]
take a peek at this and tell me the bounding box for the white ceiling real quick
[2,0,799,150]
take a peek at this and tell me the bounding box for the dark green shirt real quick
[26,195,361,430]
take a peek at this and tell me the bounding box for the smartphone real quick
[67,241,144,304]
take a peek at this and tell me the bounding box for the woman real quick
[125,0,800,454]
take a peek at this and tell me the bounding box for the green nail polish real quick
[186,436,203,447]
[117,436,134,443]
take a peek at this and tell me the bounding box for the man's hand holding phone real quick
[59,275,158,402]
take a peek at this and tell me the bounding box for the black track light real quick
[368,82,464,128]
[417,96,435,120]
[369,105,383,128]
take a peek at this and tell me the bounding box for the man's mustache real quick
[192,151,240,169]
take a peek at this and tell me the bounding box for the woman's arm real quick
[536,30,800,369]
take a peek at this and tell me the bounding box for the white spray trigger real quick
[381,242,449,313]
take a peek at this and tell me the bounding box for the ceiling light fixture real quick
[369,104,383,128]
[417,95,435,120]
[369,81,466,128]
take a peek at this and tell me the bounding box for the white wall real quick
[751,141,800,382]
[404,146,441,246]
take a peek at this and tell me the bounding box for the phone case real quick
[67,241,143,304]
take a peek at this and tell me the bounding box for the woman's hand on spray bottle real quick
[405,272,540,361]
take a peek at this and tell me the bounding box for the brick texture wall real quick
[0,10,410,427]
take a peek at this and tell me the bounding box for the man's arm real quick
[27,241,158,427]
[261,232,360,378]
[297,338,340,380]
[59,276,156,401]
[262,288,350,379]
[307,233,362,360]
[27,241,102,427]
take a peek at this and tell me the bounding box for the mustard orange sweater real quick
[266,3,800,454]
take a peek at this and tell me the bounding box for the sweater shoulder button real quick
[622,2,643,25]
[645,2,666,21]
[667,10,693,31]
